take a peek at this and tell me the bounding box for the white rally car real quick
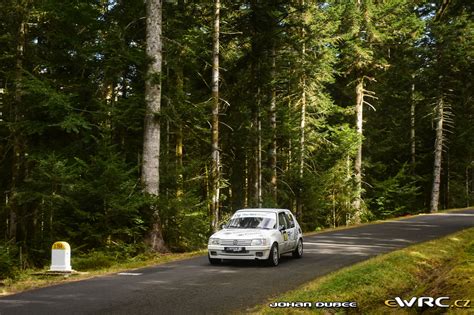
[208,208,303,266]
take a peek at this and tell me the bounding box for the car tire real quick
[266,243,279,267]
[292,238,303,258]
[208,254,221,265]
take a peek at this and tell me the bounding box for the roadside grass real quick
[253,227,474,314]
[0,250,205,296]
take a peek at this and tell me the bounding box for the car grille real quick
[220,239,252,246]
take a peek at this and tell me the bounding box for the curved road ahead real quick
[1,209,473,314]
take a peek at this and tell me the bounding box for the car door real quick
[284,211,297,251]
[278,212,290,252]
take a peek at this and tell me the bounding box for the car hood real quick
[211,228,273,239]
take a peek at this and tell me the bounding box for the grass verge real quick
[0,250,205,296]
[252,227,474,314]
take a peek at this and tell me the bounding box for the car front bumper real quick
[207,245,272,260]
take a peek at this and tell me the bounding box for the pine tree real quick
[336,0,423,222]
[210,0,221,232]
[142,0,167,252]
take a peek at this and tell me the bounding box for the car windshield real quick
[226,212,277,229]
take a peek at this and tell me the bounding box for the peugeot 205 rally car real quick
[207,208,303,266]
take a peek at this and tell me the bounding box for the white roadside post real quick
[50,241,72,272]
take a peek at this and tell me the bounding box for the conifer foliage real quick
[0,0,472,267]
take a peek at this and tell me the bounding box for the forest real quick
[0,0,473,272]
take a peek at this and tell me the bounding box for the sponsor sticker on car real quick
[233,212,276,219]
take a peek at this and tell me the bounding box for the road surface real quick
[1,209,473,314]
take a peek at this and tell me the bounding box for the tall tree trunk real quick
[175,66,184,198]
[346,155,352,225]
[296,0,306,220]
[410,75,416,167]
[210,0,220,231]
[430,97,444,212]
[296,77,306,220]
[353,77,364,223]
[248,0,263,209]
[466,166,471,207]
[176,125,183,197]
[257,108,262,207]
[9,11,28,242]
[0,84,3,121]
[244,152,249,207]
[251,92,262,208]
[142,0,167,252]
[269,48,277,203]
[445,148,450,209]
[250,83,262,208]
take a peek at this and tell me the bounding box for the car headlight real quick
[251,239,267,246]
[208,238,220,245]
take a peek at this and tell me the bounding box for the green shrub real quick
[0,244,20,280]
[72,251,115,271]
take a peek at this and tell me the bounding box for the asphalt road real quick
[1,209,473,315]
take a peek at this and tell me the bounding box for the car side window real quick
[285,212,295,228]
[278,212,289,230]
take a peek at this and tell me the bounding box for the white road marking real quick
[118,272,143,276]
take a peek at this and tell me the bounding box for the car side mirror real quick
[221,224,227,229]
[278,225,285,232]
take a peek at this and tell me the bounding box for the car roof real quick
[235,208,290,214]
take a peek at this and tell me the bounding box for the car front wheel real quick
[266,243,279,267]
[292,238,303,258]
